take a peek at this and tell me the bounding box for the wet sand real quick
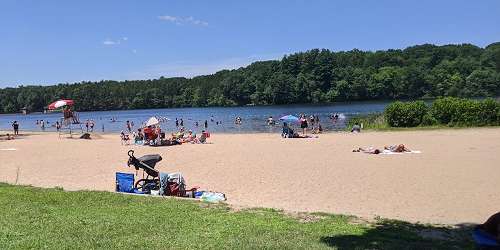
[1,128,499,224]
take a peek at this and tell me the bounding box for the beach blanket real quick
[0,148,17,151]
[381,150,421,155]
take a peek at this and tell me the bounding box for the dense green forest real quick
[1,42,499,113]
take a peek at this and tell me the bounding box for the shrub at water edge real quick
[430,97,500,126]
[385,101,428,127]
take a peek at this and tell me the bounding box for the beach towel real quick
[381,150,422,155]
[200,192,226,203]
[0,148,17,151]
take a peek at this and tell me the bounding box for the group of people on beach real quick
[120,116,213,147]
[299,114,323,135]
[123,126,209,146]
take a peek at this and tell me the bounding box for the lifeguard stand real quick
[58,108,83,138]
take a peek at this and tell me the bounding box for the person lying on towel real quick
[353,144,412,154]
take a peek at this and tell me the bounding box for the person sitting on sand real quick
[2,133,14,140]
[384,144,411,153]
[477,212,500,243]
[289,132,317,139]
[175,127,185,139]
[183,130,196,143]
[312,123,323,134]
[133,129,144,144]
[351,122,361,133]
[136,129,144,141]
[120,130,130,145]
[282,122,291,137]
[192,130,208,144]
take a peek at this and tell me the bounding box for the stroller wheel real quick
[135,179,159,194]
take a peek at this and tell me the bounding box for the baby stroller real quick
[127,150,162,194]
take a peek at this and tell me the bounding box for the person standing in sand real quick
[309,115,315,130]
[12,121,19,135]
[300,114,308,135]
[126,120,131,133]
[85,120,90,132]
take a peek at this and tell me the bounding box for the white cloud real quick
[102,37,129,46]
[158,15,178,22]
[158,15,208,26]
[103,39,118,45]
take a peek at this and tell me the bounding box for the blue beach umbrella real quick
[279,115,299,124]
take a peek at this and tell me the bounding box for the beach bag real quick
[116,172,134,193]
[167,182,181,196]
[167,172,186,196]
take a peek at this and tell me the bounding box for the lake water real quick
[0,101,391,134]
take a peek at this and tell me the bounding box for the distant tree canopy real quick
[1,42,500,113]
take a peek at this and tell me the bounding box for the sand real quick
[1,128,499,225]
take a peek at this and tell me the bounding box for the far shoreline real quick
[2,125,500,137]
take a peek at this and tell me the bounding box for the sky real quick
[1,0,499,87]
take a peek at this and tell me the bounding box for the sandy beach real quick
[1,128,499,225]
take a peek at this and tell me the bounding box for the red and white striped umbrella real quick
[47,99,74,110]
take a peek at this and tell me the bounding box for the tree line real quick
[1,42,499,113]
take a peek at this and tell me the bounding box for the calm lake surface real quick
[0,101,391,134]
